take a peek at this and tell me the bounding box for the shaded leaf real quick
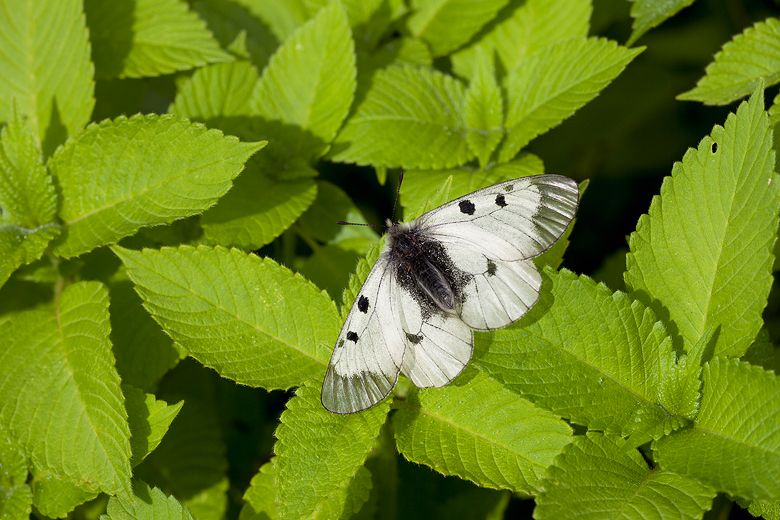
[201,170,317,250]
[110,280,184,391]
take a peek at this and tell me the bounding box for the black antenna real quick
[390,170,404,223]
[336,171,404,227]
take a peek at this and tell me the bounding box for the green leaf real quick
[627,0,696,46]
[400,153,545,215]
[464,47,504,169]
[123,385,183,468]
[170,61,260,124]
[451,0,591,80]
[0,105,57,228]
[406,0,509,57]
[241,459,374,520]
[103,481,194,520]
[192,0,280,70]
[49,114,264,258]
[0,282,132,498]
[678,17,780,106]
[0,431,32,520]
[275,382,389,520]
[474,269,680,434]
[113,245,339,388]
[240,460,278,520]
[200,171,317,250]
[86,0,233,79]
[535,433,716,520]
[0,224,60,290]
[626,87,779,358]
[31,469,98,518]
[332,65,473,169]
[748,499,780,520]
[654,359,780,501]
[110,281,184,391]
[0,0,94,156]
[394,369,572,493]
[309,466,374,520]
[499,38,643,162]
[251,3,356,147]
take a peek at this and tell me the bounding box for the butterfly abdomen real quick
[386,221,462,314]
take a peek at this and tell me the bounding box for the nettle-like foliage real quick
[0,0,779,519]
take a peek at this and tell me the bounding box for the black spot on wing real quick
[495,194,507,207]
[406,333,423,344]
[347,331,359,342]
[358,295,369,313]
[486,259,497,276]
[459,199,476,215]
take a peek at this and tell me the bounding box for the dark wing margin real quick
[321,256,406,414]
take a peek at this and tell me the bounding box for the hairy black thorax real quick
[385,221,465,315]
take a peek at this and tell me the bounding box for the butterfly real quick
[321,174,579,414]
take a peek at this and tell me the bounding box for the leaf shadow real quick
[629,288,684,355]
[42,98,67,159]
[85,0,135,80]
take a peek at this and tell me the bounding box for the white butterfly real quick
[321,174,579,414]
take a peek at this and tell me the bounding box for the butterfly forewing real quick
[322,257,406,414]
[421,175,578,262]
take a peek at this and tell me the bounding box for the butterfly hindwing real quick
[321,257,406,414]
[420,175,579,262]
[435,239,543,329]
[395,280,473,388]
